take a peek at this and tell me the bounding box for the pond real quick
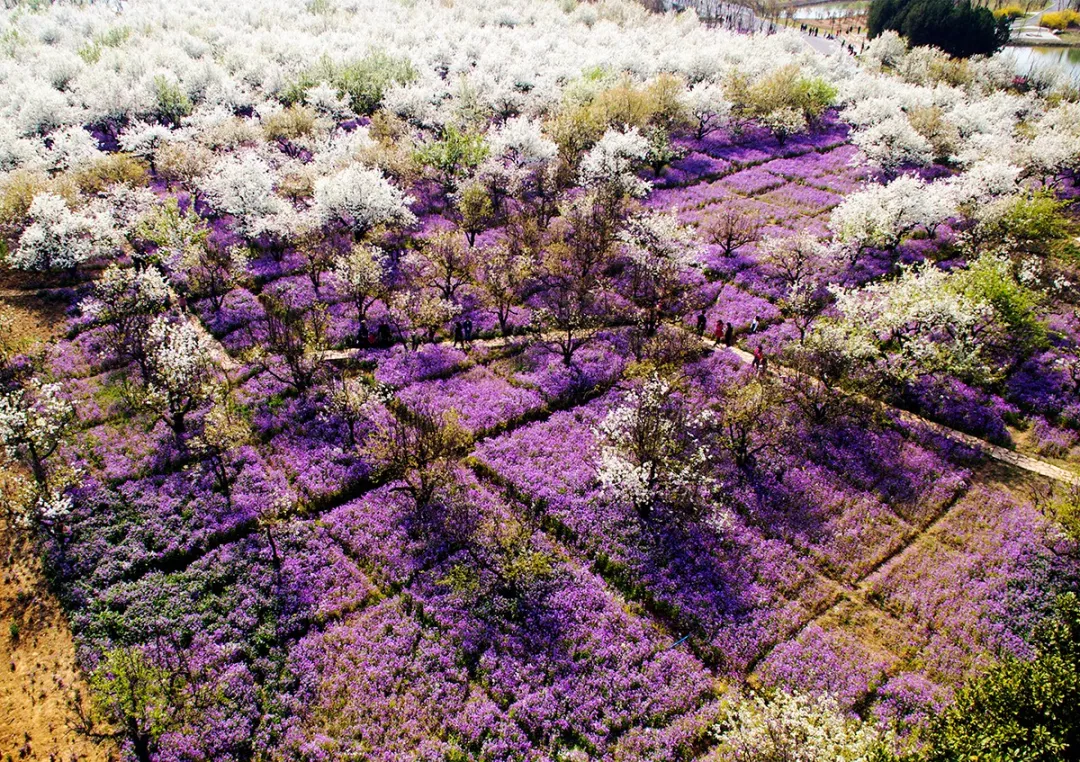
[1005,45,1080,84]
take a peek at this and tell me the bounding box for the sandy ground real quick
[0,279,113,762]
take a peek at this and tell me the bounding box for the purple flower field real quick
[1,1,1079,759]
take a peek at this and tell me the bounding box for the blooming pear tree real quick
[141,317,217,442]
[10,193,114,273]
[332,243,388,327]
[313,164,416,239]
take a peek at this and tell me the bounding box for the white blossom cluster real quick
[579,127,652,199]
[10,192,116,271]
[715,690,885,762]
[144,316,216,406]
[313,164,416,234]
[0,379,75,466]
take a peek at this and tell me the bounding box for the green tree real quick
[868,0,1010,58]
[928,592,1080,762]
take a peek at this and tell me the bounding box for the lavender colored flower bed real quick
[397,366,545,435]
[9,9,1080,758]
[374,343,472,387]
[866,487,1078,683]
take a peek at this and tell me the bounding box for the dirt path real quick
[721,343,1080,486]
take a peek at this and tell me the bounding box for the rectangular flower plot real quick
[863,486,1074,683]
[493,341,627,405]
[474,394,611,509]
[72,419,175,484]
[754,621,900,710]
[654,151,734,187]
[191,287,263,337]
[756,183,846,216]
[320,484,431,590]
[67,520,381,762]
[646,179,735,213]
[758,463,911,584]
[279,596,534,761]
[396,366,545,437]
[63,446,295,590]
[400,487,715,757]
[717,166,786,196]
[475,391,831,676]
[373,342,472,387]
[759,153,835,181]
[814,425,971,528]
[70,518,377,656]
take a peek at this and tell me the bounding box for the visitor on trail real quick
[453,321,463,349]
[358,320,367,347]
[749,315,760,334]
[464,318,474,346]
[714,320,725,346]
[378,323,392,348]
[752,345,763,370]
[696,310,707,337]
[725,321,734,347]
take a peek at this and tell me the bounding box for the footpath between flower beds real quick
[317,323,1080,487]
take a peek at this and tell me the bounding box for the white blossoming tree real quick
[313,164,416,240]
[579,127,652,200]
[618,211,702,339]
[82,264,172,380]
[829,175,956,261]
[714,690,885,762]
[594,374,713,517]
[10,193,113,273]
[200,152,285,238]
[332,243,387,328]
[0,378,75,492]
[683,81,731,139]
[141,317,216,442]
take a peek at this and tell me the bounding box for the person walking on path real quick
[713,320,726,346]
[453,321,464,349]
[696,309,707,337]
[724,321,734,348]
[752,345,763,370]
[749,315,760,334]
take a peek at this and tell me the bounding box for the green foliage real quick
[993,4,1025,18]
[135,197,209,256]
[868,0,1010,58]
[282,51,417,115]
[548,74,689,162]
[998,191,1071,255]
[927,592,1080,762]
[87,647,179,757]
[77,25,132,64]
[73,154,150,194]
[957,253,1047,354]
[336,51,417,114]
[455,181,497,246]
[413,126,489,191]
[151,76,193,126]
[732,65,837,128]
[262,104,318,141]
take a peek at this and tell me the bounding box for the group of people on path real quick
[696,309,768,371]
[356,320,395,349]
[452,319,475,350]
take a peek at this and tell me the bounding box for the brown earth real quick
[0,281,112,762]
